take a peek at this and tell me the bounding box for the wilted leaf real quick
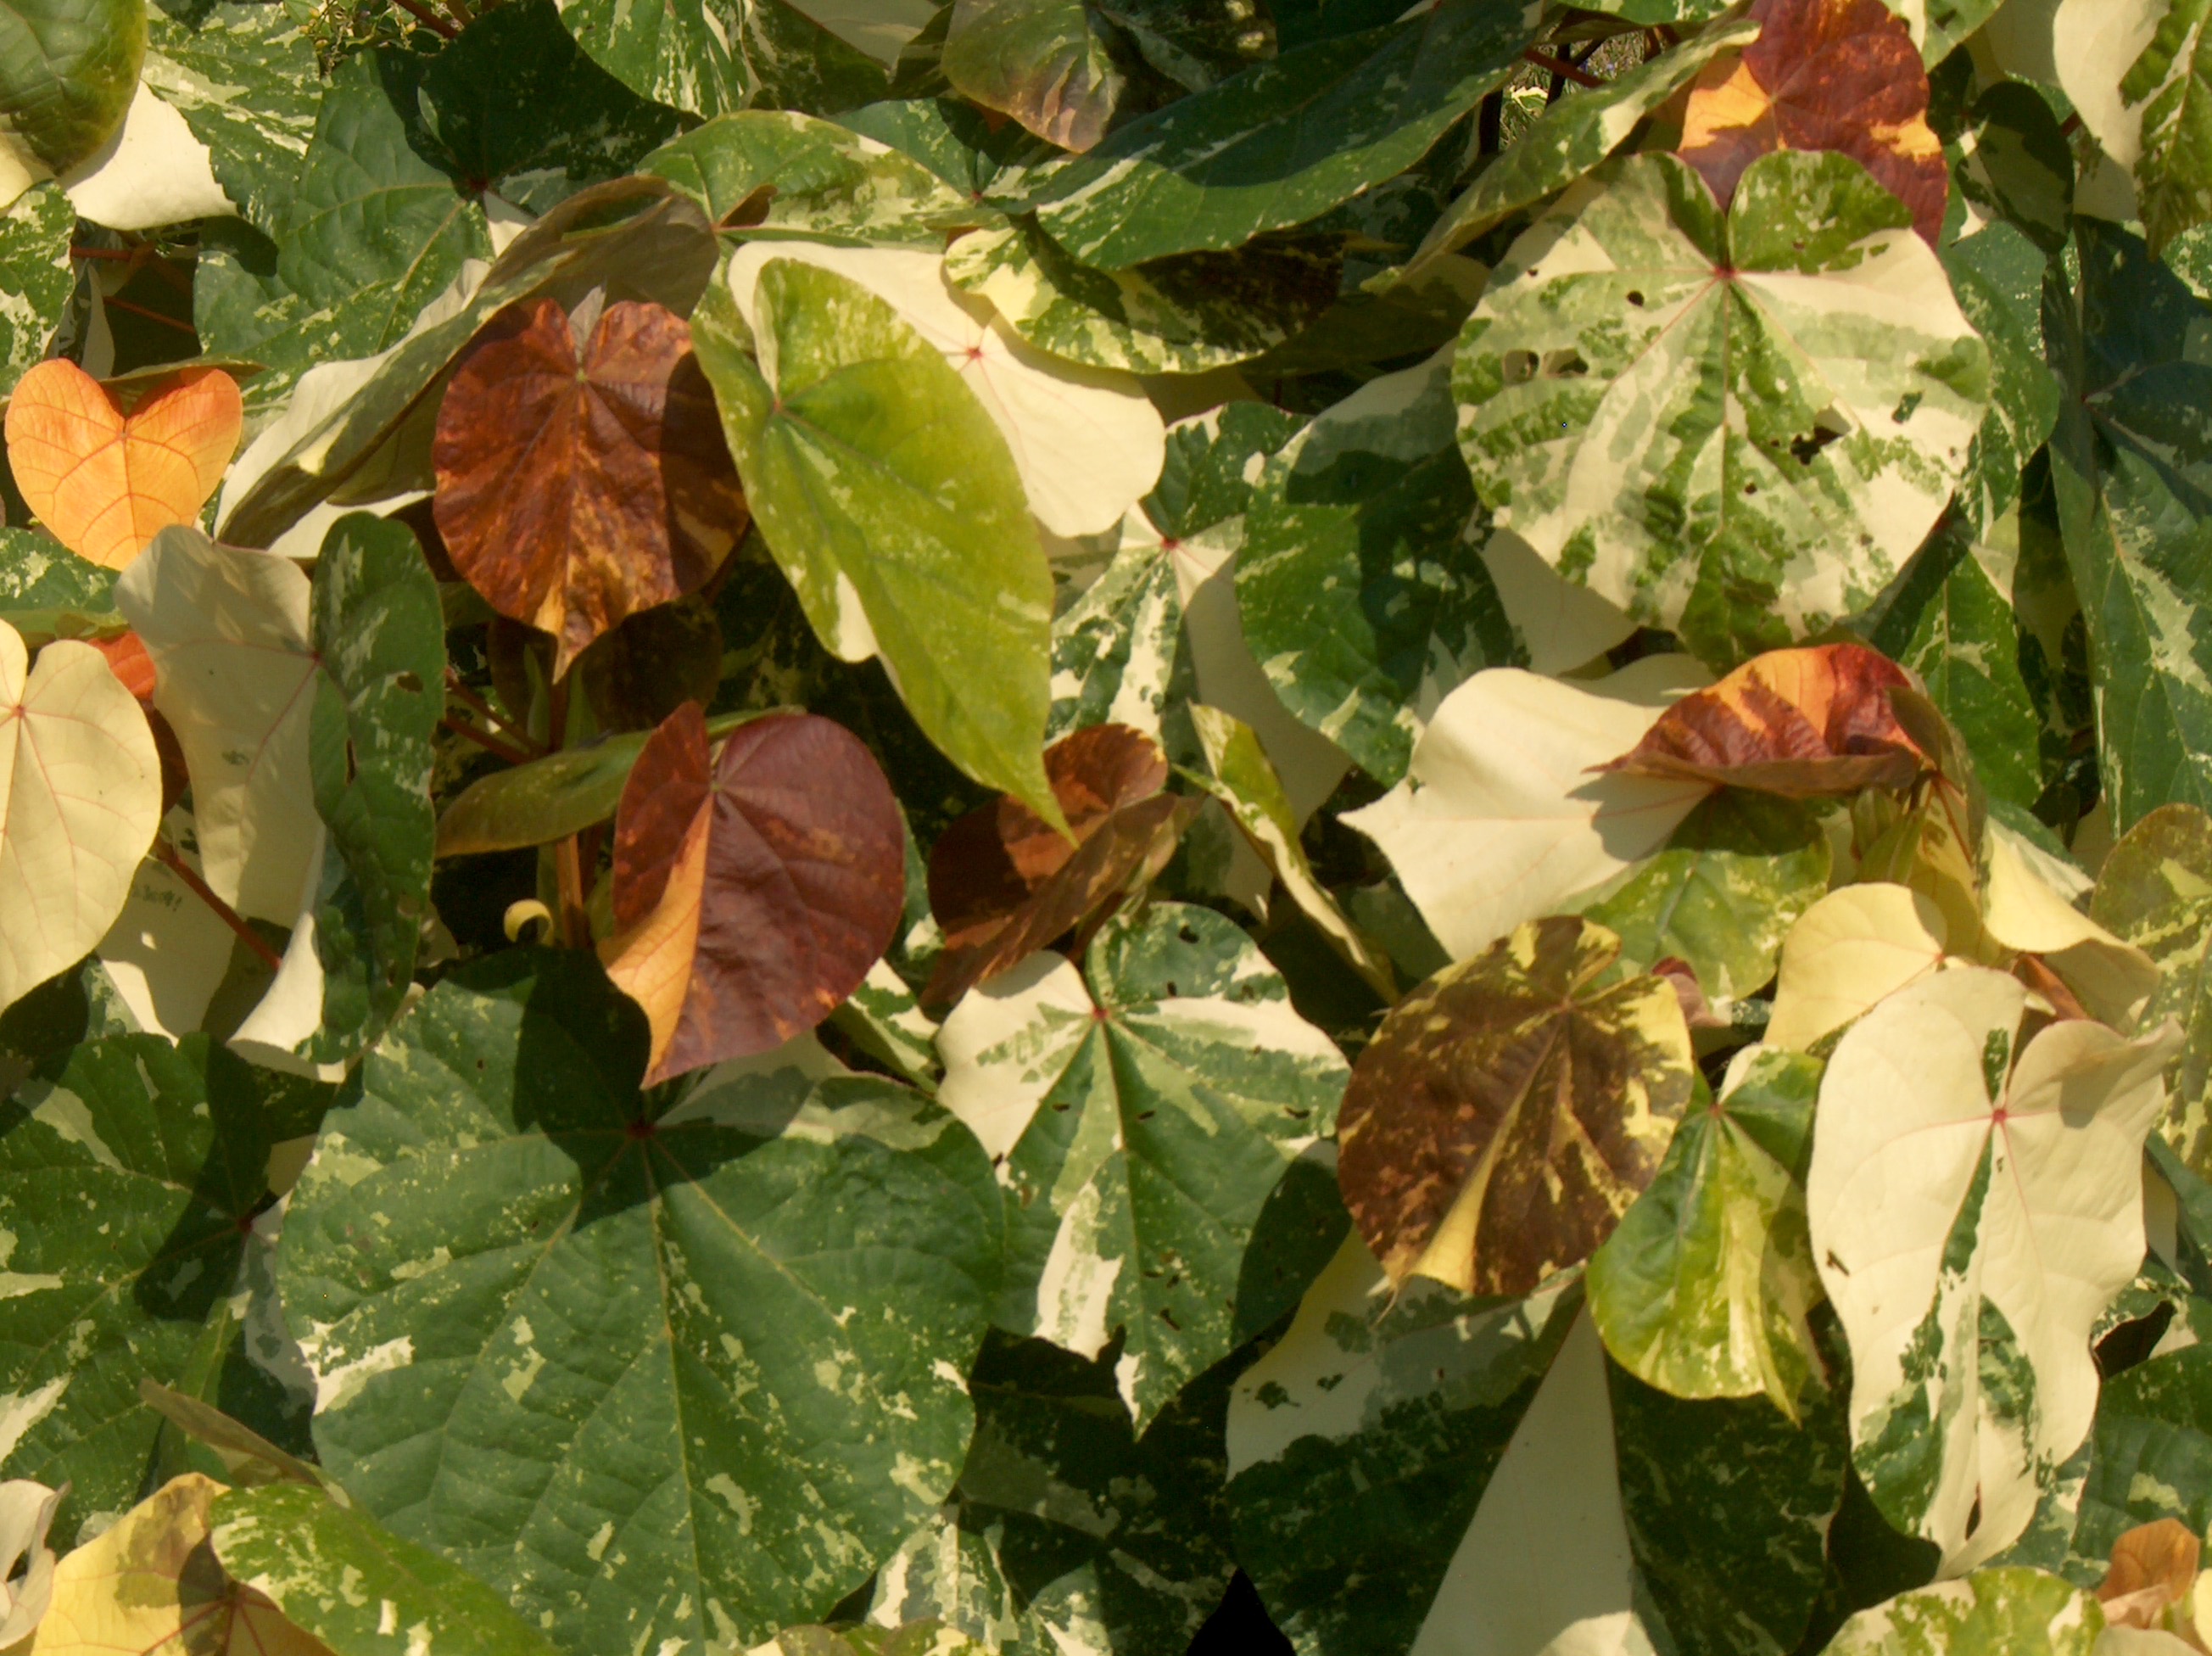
[1453,149,1989,667]
[1338,915,1696,1297]
[600,703,907,1083]
[0,0,143,175]
[2094,805,2212,1178]
[1763,881,1949,1050]
[4,361,242,573]
[27,1474,330,1656]
[1587,1045,1825,1409]
[933,904,1346,1424]
[433,295,745,675]
[694,257,1061,823]
[1601,643,1926,797]
[1809,967,2181,1571]
[943,0,1122,151]
[1821,1569,2104,1655]
[922,724,1193,1011]
[1342,660,1712,963]
[277,953,1000,1649]
[0,619,160,1016]
[1677,0,1947,245]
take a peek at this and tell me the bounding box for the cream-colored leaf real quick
[1340,659,1712,962]
[1765,883,1951,1051]
[1809,968,2182,1573]
[723,240,1165,538]
[0,1480,59,1646]
[62,84,232,232]
[97,813,237,1039]
[2053,0,2161,169]
[1477,527,1636,677]
[936,949,1094,1163]
[0,621,161,1016]
[115,527,319,926]
[1984,826,2159,1027]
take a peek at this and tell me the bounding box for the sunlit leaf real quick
[643,108,974,243]
[1763,881,1949,1051]
[1820,1569,2104,1655]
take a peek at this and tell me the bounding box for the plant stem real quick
[442,714,537,768]
[548,672,589,948]
[151,837,286,974]
[1521,48,1605,89]
[103,296,198,337]
[391,0,459,36]
[445,671,543,756]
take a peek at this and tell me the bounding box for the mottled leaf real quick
[2094,804,2212,1179]
[943,0,1121,151]
[0,185,70,403]
[643,107,974,242]
[1821,1569,2104,1655]
[140,0,318,236]
[1943,223,2060,538]
[548,0,891,120]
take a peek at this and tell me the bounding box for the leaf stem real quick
[102,296,198,337]
[1521,49,1606,89]
[445,671,544,757]
[151,837,286,974]
[391,0,460,37]
[442,714,538,768]
[548,672,589,948]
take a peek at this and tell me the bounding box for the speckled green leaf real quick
[1454,149,1991,669]
[934,904,1347,1428]
[0,0,142,172]
[1026,0,1539,268]
[2071,1343,2212,1576]
[2112,0,2212,256]
[550,0,889,120]
[1950,81,2073,258]
[229,513,443,1077]
[276,950,1002,1653]
[1406,14,1760,271]
[211,1482,562,1656]
[0,527,114,639]
[1942,224,2059,541]
[2044,217,2212,831]
[1578,792,1830,1006]
[1865,510,2046,812]
[644,107,974,241]
[0,1032,314,1550]
[1820,1569,2103,1654]
[2093,803,2212,1178]
[1890,0,2008,64]
[1237,346,1516,785]
[945,217,1341,375]
[0,182,73,402]
[1588,1047,1826,1408]
[838,96,1067,210]
[1569,0,1735,20]
[867,1332,1240,1656]
[142,0,318,235]
[694,257,1059,825]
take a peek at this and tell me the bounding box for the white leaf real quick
[1478,527,1636,678]
[1765,883,1952,1052]
[96,814,236,1040]
[63,84,232,232]
[1984,826,2159,1027]
[1341,660,1712,962]
[2053,0,2161,169]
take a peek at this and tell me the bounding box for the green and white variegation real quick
[1808,967,2182,1574]
[1820,1569,2106,1654]
[1453,149,1991,668]
[2054,0,2212,254]
[934,904,1347,1429]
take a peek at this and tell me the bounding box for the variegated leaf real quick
[2094,804,2212,1180]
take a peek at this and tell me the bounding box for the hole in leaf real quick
[1540,350,1589,378]
[396,671,423,694]
[344,739,359,786]
[1624,289,1645,307]
[1790,427,1844,465]
[1501,350,1539,384]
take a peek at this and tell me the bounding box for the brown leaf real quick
[1677,0,1947,244]
[921,723,1195,1011]
[598,702,907,1083]
[433,295,748,676]
[578,596,725,733]
[2100,1519,2204,1633]
[1600,643,1926,797]
[1337,916,1696,1297]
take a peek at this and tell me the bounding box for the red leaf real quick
[922,724,1195,1010]
[599,702,907,1083]
[1600,643,1926,797]
[433,297,748,676]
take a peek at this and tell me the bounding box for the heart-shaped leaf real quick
[4,361,242,572]
[433,295,746,676]
[0,620,159,1016]
[1337,915,1697,1298]
[599,702,908,1083]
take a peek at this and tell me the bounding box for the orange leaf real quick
[2099,1518,2203,1632]
[433,296,749,677]
[1600,643,1925,797]
[599,703,908,1083]
[920,723,1196,1011]
[1677,0,1947,244]
[3,361,243,572]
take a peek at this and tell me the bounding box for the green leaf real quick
[2072,1343,2212,1575]
[693,257,1062,825]
[944,216,1343,375]
[869,1332,1241,1655]
[276,950,1003,1650]
[549,0,890,120]
[0,182,72,402]
[2093,803,2212,1179]
[1943,223,2059,538]
[1578,792,1831,1005]
[232,513,444,1077]
[210,1483,564,1656]
[941,0,1122,152]
[1893,0,2008,65]
[0,1032,304,1548]
[934,903,1348,1426]
[1026,0,1539,268]
[1236,345,1517,785]
[2044,217,2212,830]
[644,107,975,242]
[838,95,1066,207]
[1863,511,2047,812]
[1949,81,2074,259]
[1820,1569,2103,1654]
[142,0,318,236]
[0,0,142,172]
[1453,149,1992,668]
[1587,1046,1826,1408]
[2120,0,2212,256]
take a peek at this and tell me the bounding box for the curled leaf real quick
[1337,915,1696,1297]
[3,361,242,572]
[2102,1519,2204,1632]
[432,295,746,675]
[599,702,907,1083]
[921,723,1195,1010]
[1601,643,1926,797]
[1677,0,1947,244]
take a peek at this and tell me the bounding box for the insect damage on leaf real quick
[433,292,747,676]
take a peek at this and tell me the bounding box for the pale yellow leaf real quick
[1765,882,1951,1051]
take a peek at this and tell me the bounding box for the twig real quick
[445,671,543,757]
[1522,48,1605,89]
[442,714,537,768]
[548,673,588,948]
[391,0,459,36]
[151,838,285,974]
[102,296,197,337]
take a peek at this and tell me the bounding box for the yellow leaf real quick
[1766,883,1949,1050]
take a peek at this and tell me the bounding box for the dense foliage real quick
[4,0,2212,1651]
